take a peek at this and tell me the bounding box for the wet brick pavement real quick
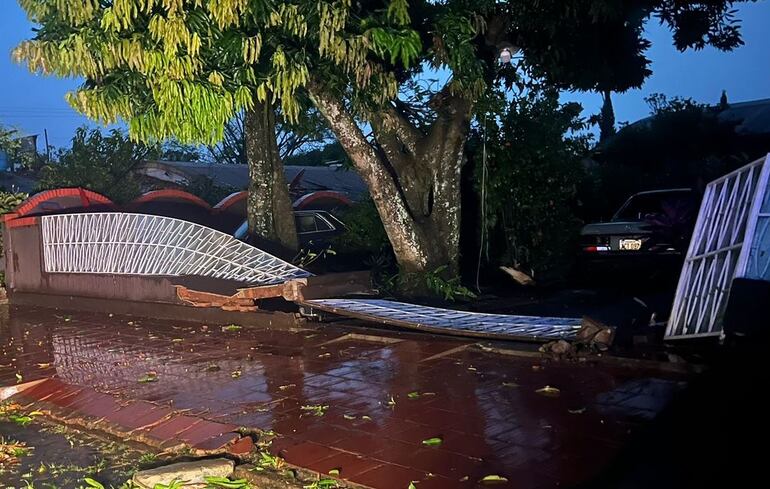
[0,306,687,488]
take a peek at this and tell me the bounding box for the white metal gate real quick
[41,213,311,285]
[667,155,770,339]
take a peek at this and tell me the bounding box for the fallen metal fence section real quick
[667,155,770,339]
[301,298,582,341]
[41,213,311,286]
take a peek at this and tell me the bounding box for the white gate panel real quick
[41,213,311,286]
[667,155,770,339]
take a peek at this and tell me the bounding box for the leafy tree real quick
[0,123,36,170]
[14,0,750,286]
[207,110,330,165]
[284,141,350,167]
[37,127,157,204]
[475,89,590,282]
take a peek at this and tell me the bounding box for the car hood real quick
[580,221,653,236]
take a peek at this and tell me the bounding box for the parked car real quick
[233,210,347,249]
[578,189,700,280]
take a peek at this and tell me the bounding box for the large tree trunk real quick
[308,81,472,283]
[243,100,299,253]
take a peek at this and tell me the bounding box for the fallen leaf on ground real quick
[536,386,560,397]
[479,474,508,484]
[222,324,242,332]
[138,372,158,383]
[422,437,443,447]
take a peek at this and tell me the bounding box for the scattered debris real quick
[132,458,234,489]
[0,438,30,466]
[575,317,615,351]
[539,339,575,358]
[540,317,615,359]
[499,266,535,286]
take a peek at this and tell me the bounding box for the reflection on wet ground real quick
[0,306,687,488]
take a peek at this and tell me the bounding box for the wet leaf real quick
[360,415,372,421]
[317,352,332,358]
[172,338,183,343]
[535,385,560,397]
[205,364,221,372]
[222,324,242,332]
[328,468,340,476]
[231,369,242,379]
[82,478,105,489]
[407,391,420,399]
[278,384,296,391]
[421,437,443,447]
[15,373,22,384]
[138,372,158,383]
[479,474,508,484]
[407,483,417,489]
[301,404,329,417]
[343,414,356,420]
[36,363,51,369]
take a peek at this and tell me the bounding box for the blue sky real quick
[1,1,768,148]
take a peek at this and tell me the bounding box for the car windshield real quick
[613,191,696,222]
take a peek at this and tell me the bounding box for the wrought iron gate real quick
[667,155,770,339]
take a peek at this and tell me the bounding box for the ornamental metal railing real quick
[41,212,311,285]
[667,155,770,339]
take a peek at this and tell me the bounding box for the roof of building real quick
[622,97,770,136]
[717,97,770,135]
[137,160,368,199]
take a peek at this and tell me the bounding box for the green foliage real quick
[0,124,36,170]
[37,127,157,204]
[476,89,590,281]
[332,199,390,254]
[0,191,28,215]
[13,0,424,145]
[424,266,476,301]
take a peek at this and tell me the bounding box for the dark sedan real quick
[579,189,700,280]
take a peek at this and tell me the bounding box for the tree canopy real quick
[14,0,751,281]
[15,1,748,144]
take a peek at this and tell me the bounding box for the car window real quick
[315,215,333,231]
[296,215,317,233]
[614,192,696,222]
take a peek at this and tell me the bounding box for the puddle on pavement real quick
[0,305,689,488]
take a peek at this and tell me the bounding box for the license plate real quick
[619,239,642,251]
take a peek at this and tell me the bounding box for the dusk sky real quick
[1,1,768,149]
